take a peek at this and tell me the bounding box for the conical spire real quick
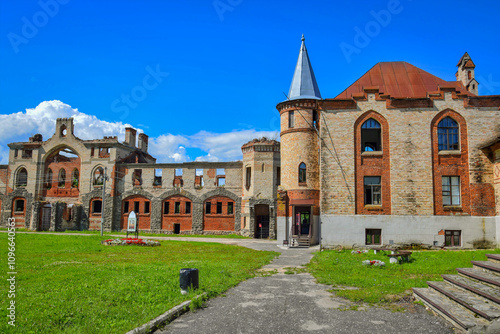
[287,35,321,100]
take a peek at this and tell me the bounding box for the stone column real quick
[150,198,162,232]
[191,201,203,234]
[248,203,255,238]
[269,205,276,239]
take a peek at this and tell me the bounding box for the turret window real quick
[289,111,295,128]
[298,162,306,183]
[437,117,459,151]
[361,118,381,152]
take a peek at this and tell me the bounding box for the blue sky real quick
[1,0,499,163]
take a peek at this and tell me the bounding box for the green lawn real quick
[0,234,277,334]
[308,249,500,304]
[2,228,250,239]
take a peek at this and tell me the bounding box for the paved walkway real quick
[157,240,455,334]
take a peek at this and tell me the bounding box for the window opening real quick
[185,201,191,214]
[289,111,295,128]
[174,202,181,214]
[144,201,150,214]
[58,169,66,188]
[276,167,281,186]
[298,163,306,183]
[227,202,233,215]
[123,201,129,213]
[14,199,25,213]
[361,118,381,152]
[134,201,139,214]
[445,230,461,246]
[205,202,211,214]
[72,169,79,188]
[216,202,223,214]
[366,229,381,245]
[16,168,28,188]
[364,176,381,205]
[93,167,104,186]
[92,200,102,214]
[163,201,169,215]
[437,117,459,151]
[442,176,460,206]
[246,167,251,189]
[154,169,162,186]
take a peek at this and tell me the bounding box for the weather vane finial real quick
[301,34,305,41]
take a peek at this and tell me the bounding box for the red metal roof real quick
[335,62,473,99]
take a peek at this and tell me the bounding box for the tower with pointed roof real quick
[456,52,479,95]
[276,35,322,246]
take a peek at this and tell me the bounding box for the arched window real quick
[438,117,459,151]
[298,162,307,183]
[45,169,53,189]
[58,169,66,188]
[15,168,28,188]
[361,118,381,152]
[72,169,79,188]
[93,167,104,186]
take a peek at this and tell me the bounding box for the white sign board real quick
[127,211,137,232]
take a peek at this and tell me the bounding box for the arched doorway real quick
[254,204,270,239]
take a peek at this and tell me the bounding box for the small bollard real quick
[180,268,199,295]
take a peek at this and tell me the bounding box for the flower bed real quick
[362,260,385,267]
[351,250,368,254]
[101,238,161,246]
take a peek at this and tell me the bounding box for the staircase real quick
[290,235,310,248]
[413,254,500,333]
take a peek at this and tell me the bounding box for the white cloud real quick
[0,100,279,164]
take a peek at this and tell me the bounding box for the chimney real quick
[138,133,149,153]
[125,128,137,148]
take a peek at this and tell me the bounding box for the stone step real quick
[471,261,500,276]
[486,254,500,264]
[442,274,500,305]
[413,287,490,332]
[457,268,500,288]
[427,281,500,321]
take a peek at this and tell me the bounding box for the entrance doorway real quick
[174,223,181,235]
[294,206,310,236]
[40,205,51,231]
[254,204,270,239]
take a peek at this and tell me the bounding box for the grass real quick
[1,228,250,239]
[308,248,500,305]
[0,233,277,333]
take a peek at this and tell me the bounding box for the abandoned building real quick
[0,117,280,238]
[0,36,499,248]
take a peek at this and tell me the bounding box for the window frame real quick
[442,176,461,206]
[289,111,295,128]
[227,202,233,215]
[14,199,25,213]
[174,201,181,214]
[361,118,382,152]
[205,202,211,214]
[216,202,223,214]
[445,230,461,247]
[437,117,459,151]
[364,176,382,205]
[185,201,191,214]
[298,163,306,184]
[366,229,382,245]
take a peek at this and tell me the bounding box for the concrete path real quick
[158,240,455,334]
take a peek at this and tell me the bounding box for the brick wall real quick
[354,111,391,215]
[203,196,235,231]
[161,195,192,232]
[120,195,151,230]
